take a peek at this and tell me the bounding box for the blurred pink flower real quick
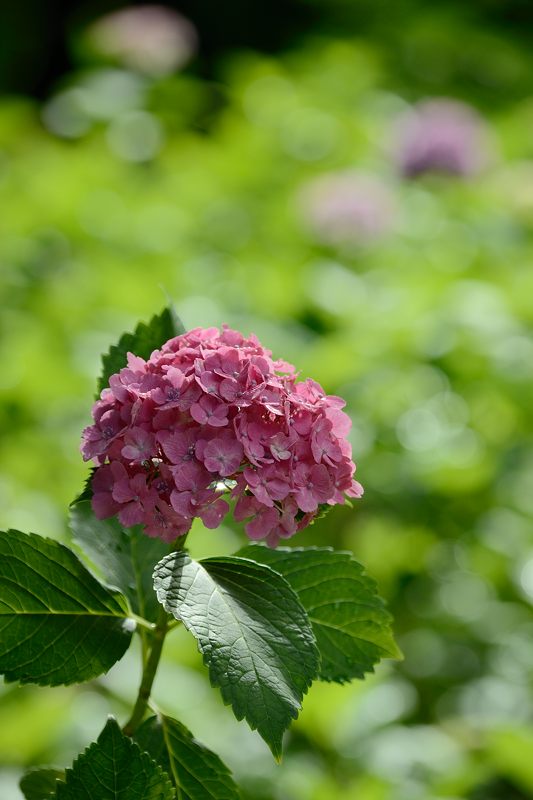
[88,5,198,76]
[299,171,395,246]
[393,98,492,178]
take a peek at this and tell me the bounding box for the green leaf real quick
[135,715,241,800]
[153,552,319,759]
[98,306,186,395]
[0,530,133,686]
[70,500,168,622]
[71,468,96,505]
[55,717,175,800]
[20,768,64,799]
[237,546,401,683]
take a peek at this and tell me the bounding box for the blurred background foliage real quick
[1,1,533,798]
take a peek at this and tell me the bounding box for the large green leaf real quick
[135,715,241,800]
[0,530,133,686]
[153,553,319,759]
[70,500,168,622]
[237,546,401,683]
[20,768,65,800]
[98,306,186,394]
[55,717,175,800]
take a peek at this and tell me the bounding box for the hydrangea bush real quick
[0,309,399,800]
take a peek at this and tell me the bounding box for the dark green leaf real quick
[98,306,186,395]
[0,530,133,686]
[237,546,401,683]
[70,500,168,622]
[55,717,175,800]
[20,768,64,800]
[135,715,241,800]
[71,468,97,505]
[153,552,319,759]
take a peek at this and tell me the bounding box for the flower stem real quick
[123,535,188,737]
[122,604,169,737]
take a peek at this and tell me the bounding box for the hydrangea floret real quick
[81,325,363,546]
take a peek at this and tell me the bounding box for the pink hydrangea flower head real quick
[81,325,363,546]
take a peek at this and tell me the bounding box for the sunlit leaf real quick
[153,552,319,759]
[0,530,133,686]
[238,546,401,683]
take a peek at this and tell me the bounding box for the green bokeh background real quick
[1,3,533,799]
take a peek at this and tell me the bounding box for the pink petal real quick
[199,499,229,528]
[310,464,333,496]
[166,366,187,389]
[347,480,364,498]
[266,479,290,501]
[270,434,292,461]
[121,445,141,461]
[234,494,261,521]
[190,402,208,425]
[265,532,280,547]
[118,502,145,527]
[92,492,119,519]
[219,378,239,401]
[92,465,114,494]
[170,490,193,516]
[172,461,210,491]
[131,473,150,497]
[324,407,351,437]
[197,371,220,395]
[112,479,134,504]
[203,438,243,476]
[248,483,274,507]
[207,408,229,427]
[126,352,147,372]
[243,467,259,487]
[246,507,279,540]
[296,487,318,513]
[159,431,189,464]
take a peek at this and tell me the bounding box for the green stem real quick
[122,604,169,737]
[123,535,188,737]
[128,612,156,631]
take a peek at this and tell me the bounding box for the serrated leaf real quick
[237,546,401,683]
[20,768,64,799]
[70,500,168,622]
[135,715,241,800]
[98,306,186,395]
[71,468,97,505]
[0,530,133,686]
[153,553,319,759]
[55,717,175,800]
